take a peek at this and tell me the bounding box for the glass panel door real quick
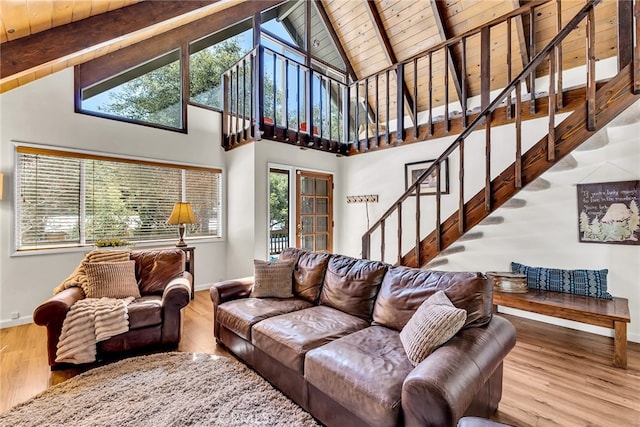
[296,170,333,253]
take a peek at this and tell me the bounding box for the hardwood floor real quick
[1,290,639,426]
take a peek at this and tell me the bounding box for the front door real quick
[296,170,333,253]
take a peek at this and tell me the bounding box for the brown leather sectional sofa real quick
[210,248,516,427]
[34,248,192,368]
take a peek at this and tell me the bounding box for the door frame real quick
[266,162,334,259]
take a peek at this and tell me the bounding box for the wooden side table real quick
[179,246,195,299]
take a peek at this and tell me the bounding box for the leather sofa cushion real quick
[372,266,493,330]
[131,249,185,295]
[127,296,162,329]
[217,298,313,341]
[305,326,413,427]
[319,255,388,320]
[288,251,331,303]
[252,306,369,374]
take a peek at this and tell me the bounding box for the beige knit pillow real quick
[399,290,467,366]
[250,259,295,298]
[82,261,141,299]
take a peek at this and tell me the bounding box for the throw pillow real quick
[82,260,141,299]
[399,290,467,366]
[251,259,295,298]
[511,262,612,300]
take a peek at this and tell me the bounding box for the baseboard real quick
[497,307,639,343]
[0,314,33,329]
[194,283,213,293]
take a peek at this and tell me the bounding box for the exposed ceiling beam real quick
[429,0,464,105]
[0,0,258,92]
[363,0,416,126]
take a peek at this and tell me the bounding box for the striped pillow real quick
[400,291,467,366]
[250,259,295,298]
[82,261,141,299]
[511,262,612,299]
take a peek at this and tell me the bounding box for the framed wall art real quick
[577,180,640,245]
[405,159,449,196]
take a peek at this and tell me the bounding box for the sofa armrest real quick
[402,316,516,427]
[33,287,85,366]
[210,277,254,306]
[161,272,192,346]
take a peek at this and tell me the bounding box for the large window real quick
[189,21,254,110]
[80,50,183,130]
[15,145,222,251]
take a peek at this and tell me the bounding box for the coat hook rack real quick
[346,195,378,204]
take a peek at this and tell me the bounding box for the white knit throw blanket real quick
[56,297,134,364]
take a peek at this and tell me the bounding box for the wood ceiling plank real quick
[27,1,53,34]
[1,0,30,40]
[90,1,110,15]
[51,1,74,27]
[429,0,464,106]
[107,1,127,12]
[313,0,357,80]
[71,1,94,21]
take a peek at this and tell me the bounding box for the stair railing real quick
[362,0,602,267]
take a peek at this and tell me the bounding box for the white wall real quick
[337,116,640,342]
[0,69,228,327]
[224,139,341,278]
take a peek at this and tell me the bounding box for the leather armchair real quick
[34,248,192,368]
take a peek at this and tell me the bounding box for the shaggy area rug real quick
[1,352,321,427]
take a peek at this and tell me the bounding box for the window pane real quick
[300,177,314,194]
[316,234,328,251]
[17,154,80,248]
[301,197,314,214]
[261,2,305,50]
[301,216,313,233]
[316,216,328,232]
[316,198,328,214]
[301,235,314,251]
[16,147,222,251]
[190,25,253,109]
[81,50,182,129]
[316,179,328,195]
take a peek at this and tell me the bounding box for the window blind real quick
[16,145,222,250]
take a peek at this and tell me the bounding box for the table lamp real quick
[166,202,197,247]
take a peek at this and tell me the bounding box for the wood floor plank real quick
[1,292,638,426]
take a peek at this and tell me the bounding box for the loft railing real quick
[222,46,353,154]
[362,0,609,267]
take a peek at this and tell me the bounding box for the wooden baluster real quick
[250,53,255,139]
[257,46,264,141]
[307,69,313,145]
[329,79,332,143]
[436,162,442,254]
[458,139,465,234]
[397,203,402,266]
[380,219,385,263]
[284,59,289,140]
[556,0,563,108]
[529,8,536,115]
[413,58,418,139]
[506,19,513,120]
[586,7,596,131]
[461,38,468,128]
[242,58,247,141]
[355,82,360,150]
[548,51,556,161]
[386,70,390,144]
[297,64,301,142]
[444,46,450,132]
[415,188,420,268]
[375,73,380,147]
[343,83,349,144]
[319,76,324,141]
[272,53,277,129]
[362,234,370,260]
[397,63,405,142]
[235,64,240,143]
[515,83,523,189]
[428,53,433,136]
[634,1,640,94]
[364,77,369,148]
[222,72,229,147]
[481,26,491,213]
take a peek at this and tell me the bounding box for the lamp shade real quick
[166,202,197,225]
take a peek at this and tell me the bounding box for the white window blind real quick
[16,145,222,250]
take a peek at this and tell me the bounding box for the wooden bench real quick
[493,289,631,368]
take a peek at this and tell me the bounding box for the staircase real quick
[361,0,640,267]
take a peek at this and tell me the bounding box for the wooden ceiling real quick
[0,0,619,98]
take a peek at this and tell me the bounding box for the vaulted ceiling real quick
[0,0,619,97]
